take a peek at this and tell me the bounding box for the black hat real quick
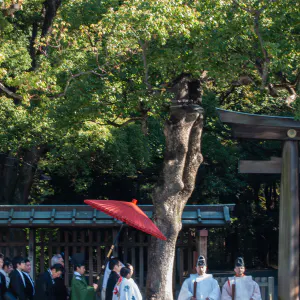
[235,257,245,267]
[197,255,206,267]
[71,253,85,267]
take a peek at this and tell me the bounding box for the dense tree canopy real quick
[0,0,299,274]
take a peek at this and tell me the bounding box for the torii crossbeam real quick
[217,108,299,300]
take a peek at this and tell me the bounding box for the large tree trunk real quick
[146,76,204,300]
[0,147,44,204]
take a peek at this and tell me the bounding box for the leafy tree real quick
[0,0,299,299]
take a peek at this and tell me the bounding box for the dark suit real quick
[33,271,55,300]
[0,272,8,299]
[8,269,26,300]
[105,271,119,300]
[53,277,68,300]
[22,273,34,300]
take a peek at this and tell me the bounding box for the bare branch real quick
[0,82,23,101]
[86,117,144,128]
[253,11,270,89]
[54,69,106,98]
[232,0,254,13]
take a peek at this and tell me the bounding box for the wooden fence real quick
[0,227,198,290]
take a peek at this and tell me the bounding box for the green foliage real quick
[0,0,298,267]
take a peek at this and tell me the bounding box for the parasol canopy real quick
[84,199,167,241]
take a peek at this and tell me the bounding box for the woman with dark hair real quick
[112,267,142,300]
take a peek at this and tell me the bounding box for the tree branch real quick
[139,40,152,91]
[53,69,106,98]
[253,11,269,89]
[0,82,23,101]
[86,117,144,128]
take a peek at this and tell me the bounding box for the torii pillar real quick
[217,109,299,300]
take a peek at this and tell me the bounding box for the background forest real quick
[0,0,299,270]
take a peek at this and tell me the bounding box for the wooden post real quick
[64,231,69,287]
[139,232,144,289]
[112,228,118,257]
[88,231,93,285]
[268,277,275,300]
[196,229,208,260]
[278,141,299,300]
[28,228,36,280]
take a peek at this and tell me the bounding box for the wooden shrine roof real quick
[217,108,300,140]
[0,204,235,228]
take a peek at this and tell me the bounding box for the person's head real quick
[23,258,31,274]
[12,256,25,271]
[109,258,122,273]
[50,264,64,279]
[0,253,4,269]
[74,263,86,275]
[3,259,13,274]
[51,254,64,267]
[195,255,207,276]
[125,263,134,276]
[234,257,245,277]
[120,267,131,279]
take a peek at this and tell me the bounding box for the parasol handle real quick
[99,223,125,275]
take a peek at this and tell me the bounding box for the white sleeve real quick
[178,279,193,300]
[208,279,221,300]
[251,282,262,300]
[221,281,232,300]
[102,265,111,289]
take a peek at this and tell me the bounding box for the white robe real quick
[178,274,221,300]
[112,277,142,300]
[221,276,262,300]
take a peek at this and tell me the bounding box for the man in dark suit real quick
[51,254,68,300]
[34,264,64,300]
[8,256,26,300]
[22,259,34,300]
[105,258,122,300]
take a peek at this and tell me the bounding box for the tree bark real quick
[146,76,204,300]
[0,147,44,204]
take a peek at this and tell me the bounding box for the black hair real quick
[24,258,30,264]
[0,253,4,260]
[50,263,64,273]
[12,256,25,269]
[3,259,12,269]
[109,258,120,271]
[74,264,85,271]
[125,263,133,269]
[120,267,131,278]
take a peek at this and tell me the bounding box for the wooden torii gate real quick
[217,109,299,300]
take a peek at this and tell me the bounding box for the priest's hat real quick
[235,257,245,267]
[197,255,206,266]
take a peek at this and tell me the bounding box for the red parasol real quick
[84,199,167,240]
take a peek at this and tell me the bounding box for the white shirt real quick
[17,269,26,287]
[0,269,10,288]
[23,272,35,295]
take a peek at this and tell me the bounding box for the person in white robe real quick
[178,255,221,300]
[112,267,142,300]
[221,257,262,300]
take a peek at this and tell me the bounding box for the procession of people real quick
[0,251,262,300]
